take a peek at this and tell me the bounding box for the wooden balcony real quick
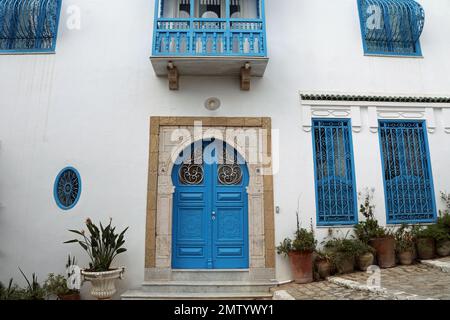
[150,0,268,90]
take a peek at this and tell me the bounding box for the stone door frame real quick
[144,117,275,280]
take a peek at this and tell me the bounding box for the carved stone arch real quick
[146,117,275,282]
[164,134,257,195]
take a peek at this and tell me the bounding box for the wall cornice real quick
[300,92,450,134]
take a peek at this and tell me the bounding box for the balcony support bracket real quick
[240,63,251,91]
[167,62,179,90]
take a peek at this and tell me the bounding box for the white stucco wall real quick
[1,0,450,295]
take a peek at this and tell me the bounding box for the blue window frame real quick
[312,119,358,226]
[0,0,62,54]
[357,0,425,56]
[54,167,82,210]
[379,120,436,224]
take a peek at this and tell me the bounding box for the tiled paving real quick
[338,262,450,300]
[273,258,450,300]
[273,281,390,300]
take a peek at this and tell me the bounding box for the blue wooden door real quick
[172,140,249,269]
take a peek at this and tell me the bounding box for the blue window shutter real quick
[379,121,437,224]
[357,0,425,56]
[0,0,62,53]
[312,119,358,226]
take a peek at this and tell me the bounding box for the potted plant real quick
[395,224,416,265]
[43,255,81,300]
[353,240,375,271]
[65,218,128,300]
[314,250,334,280]
[354,188,396,268]
[429,223,450,257]
[277,216,316,284]
[44,273,80,300]
[17,268,46,300]
[412,225,436,260]
[322,232,360,274]
[435,192,450,257]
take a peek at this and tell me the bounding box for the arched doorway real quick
[171,139,249,269]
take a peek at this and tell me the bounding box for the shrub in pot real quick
[314,250,334,280]
[353,240,375,271]
[395,224,415,265]
[65,218,128,299]
[277,220,316,284]
[44,273,80,300]
[435,201,450,257]
[412,226,436,260]
[429,224,450,257]
[354,189,396,268]
[323,234,358,275]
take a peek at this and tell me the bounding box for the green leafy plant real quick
[437,192,450,231]
[314,249,332,262]
[0,279,20,300]
[354,188,393,243]
[18,268,46,300]
[277,214,316,256]
[65,218,129,272]
[43,273,78,299]
[65,255,80,292]
[395,224,415,253]
[322,230,374,266]
[413,224,449,242]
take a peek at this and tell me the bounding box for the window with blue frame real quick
[54,167,82,210]
[379,121,436,224]
[357,0,425,56]
[0,0,62,53]
[312,119,358,226]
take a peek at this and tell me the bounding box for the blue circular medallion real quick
[54,167,81,210]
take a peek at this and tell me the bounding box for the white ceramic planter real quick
[81,267,125,300]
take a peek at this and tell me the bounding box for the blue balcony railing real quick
[152,0,267,57]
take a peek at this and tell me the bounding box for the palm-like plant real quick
[64,218,128,272]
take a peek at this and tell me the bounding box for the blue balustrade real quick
[152,0,267,57]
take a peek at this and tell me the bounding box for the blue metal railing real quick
[312,119,358,226]
[379,120,436,224]
[152,0,267,57]
[0,0,62,53]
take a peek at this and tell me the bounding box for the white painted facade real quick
[1,0,450,298]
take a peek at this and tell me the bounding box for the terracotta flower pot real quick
[58,293,81,300]
[436,240,450,257]
[398,250,414,265]
[336,256,355,274]
[315,259,333,279]
[369,237,396,268]
[416,238,435,260]
[357,252,375,271]
[288,251,313,284]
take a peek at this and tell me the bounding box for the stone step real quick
[170,269,252,281]
[121,290,273,300]
[140,280,276,294]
